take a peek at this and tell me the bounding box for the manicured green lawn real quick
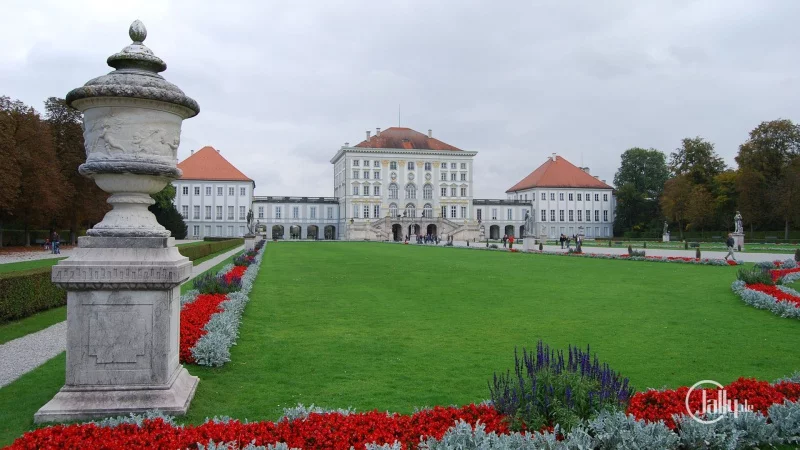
[0,258,65,274]
[0,307,66,345]
[1,243,798,446]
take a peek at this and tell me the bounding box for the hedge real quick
[178,238,243,261]
[0,268,66,323]
[0,229,78,247]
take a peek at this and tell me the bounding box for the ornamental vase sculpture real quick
[35,20,200,423]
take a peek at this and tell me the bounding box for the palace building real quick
[173,127,614,241]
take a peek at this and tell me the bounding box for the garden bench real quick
[711,236,722,240]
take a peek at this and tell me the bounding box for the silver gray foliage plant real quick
[198,441,298,450]
[278,403,356,422]
[731,280,800,319]
[90,410,180,428]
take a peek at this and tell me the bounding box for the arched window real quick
[405,203,416,218]
[389,183,399,199]
[405,183,416,199]
[389,203,398,217]
[423,184,433,200]
[423,203,433,218]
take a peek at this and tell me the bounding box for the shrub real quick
[192,271,242,294]
[233,250,258,267]
[179,239,243,262]
[0,268,66,323]
[627,245,633,254]
[630,249,645,257]
[643,241,647,248]
[489,244,498,249]
[444,242,454,247]
[737,267,774,285]
[796,248,800,262]
[488,341,634,432]
[539,242,543,251]
[684,241,688,250]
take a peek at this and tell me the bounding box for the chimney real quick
[551,153,557,162]
[601,179,607,184]
[428,129,432,138]
[217,149,220,153]
[582,167,590,174]
[366,130,371,141]
[594,175,600,179]
[190,149,194,155]
[376,127,381,136]
[344,142,349,147]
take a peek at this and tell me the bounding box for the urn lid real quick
[66,20,200,117]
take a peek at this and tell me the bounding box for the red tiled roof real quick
[178,146,253,182]
[506,155,612,192]
[354,127,462,151]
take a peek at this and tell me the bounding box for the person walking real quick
[566,236,571,249]
[725,233,736,261]
[508,234,514,249]
[559,234,565,249]
[502,234,507,248]
[51,231,61,254]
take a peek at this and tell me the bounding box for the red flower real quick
[180,293,228,363]
[770,267,800,282]
[747,283,800,308]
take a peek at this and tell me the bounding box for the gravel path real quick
[0,245,244,388]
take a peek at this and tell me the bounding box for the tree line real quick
[614,119,800,240]
[0,95,187,246]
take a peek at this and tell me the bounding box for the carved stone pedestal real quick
[244,234,256,251]
[34,237,197,423]
[523,237,533,252]
[662,233,670,242]
[732,232,745,251]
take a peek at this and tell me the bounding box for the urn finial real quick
[129,20,147,43]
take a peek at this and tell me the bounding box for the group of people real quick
[501,234,515,248]
[43,231,61,254]
[405,234,440,245]
[559,234,582,249]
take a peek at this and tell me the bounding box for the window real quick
[374,186,380,196]
[226,187,232,196]
[441,187,447,197]
[374,205,380,218]
[182,186,188,195]
[461,187,467,197]
[216,225,222,236]
[423,184,432,199]
[585,210,590,222]
[374,160,380,167]
[461,173,466,181]
[258,206,264,219]
[363,160,369,166]
[205,206,211,219]
[194,187,200,196]
[353,160,359,166]
[390,203,398,216]
[227,206,234,220]
[405,183,416,199]
[460,163,466,169]
[407,161,415,170]
[353,170,359,179]
[363,205,370,219]
[559,193,564,201]
[450,163,456,169]
[238,187,245,196]
[569,210,574,221]
[205,186,211,196]
[559,210,564,221]
[424,162,431,171]
[289,206,296,219]
[441,173,447,181]
[390,161,397,170]
[353,205,359,218]
[420,203,432,218]
[217,187,223,196]
[541,209,546,221]
[550,193,555,201]
[216,206,222,220]
[451,187,457,197]
[550,210,556,221]
[450,205,457,218]
[193,225,199,236]
[507,209,513,220]
[363,171,369,179]
[406,204,416,217]
[577,193,582,201]
[451,173,457,181]
[595,194,599,201]
[374,171,380,179]
[389,183,398,199]
[541,192,546,200]
[459,206,465,218]
[595,210,600,221]
[577,210,582,221]
[492,208,498,220]
[181,205,188,218]
[275,207,282,219]
[569,193,573,201]
[353,185,359,196]
[193,205,200,219]
[604,211,608,222]
[239,206,246,220]
[477,209,482,221]
[603,194,608,201]
[440,162,447,169]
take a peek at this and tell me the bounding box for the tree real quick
[669,137,727,186]
[736,168,768,233]
[613,183,647,234]
[660,175,693,240]
[711,170,738,230]
[45,97,109,244]
[149,183,187,239]
[0,97,22,246]
[770,156,800,239]
[613,147,669,199]
[686,185,715,233]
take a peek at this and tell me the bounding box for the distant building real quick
[505,153,615,239]
[173,146,255,239]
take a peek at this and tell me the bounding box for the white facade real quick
[252,196,339,240]
[173,179,255,239]
[506,188,615,238]
[472,200,529,240]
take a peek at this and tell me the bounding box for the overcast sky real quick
[2,1,799,198]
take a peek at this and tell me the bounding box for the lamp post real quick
[36,21,199,423]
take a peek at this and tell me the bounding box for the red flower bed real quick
[770,267,800,282]
[627,378,800,429]
[747,283,800,308]
[223,265,247,284]
[179,293,227,363]
[8,404,506,450]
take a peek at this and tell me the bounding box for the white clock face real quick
[408,172,415,181]
[390,172,397,180]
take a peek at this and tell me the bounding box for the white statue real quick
[524,211,534,237]
[734,211,743,234]
[663,221,669,235]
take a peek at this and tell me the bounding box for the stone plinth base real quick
[733,233,745,250]
[34,367,198,423]
[244,235,256,251]
[523,237,533,252]
[663,234,670,242]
